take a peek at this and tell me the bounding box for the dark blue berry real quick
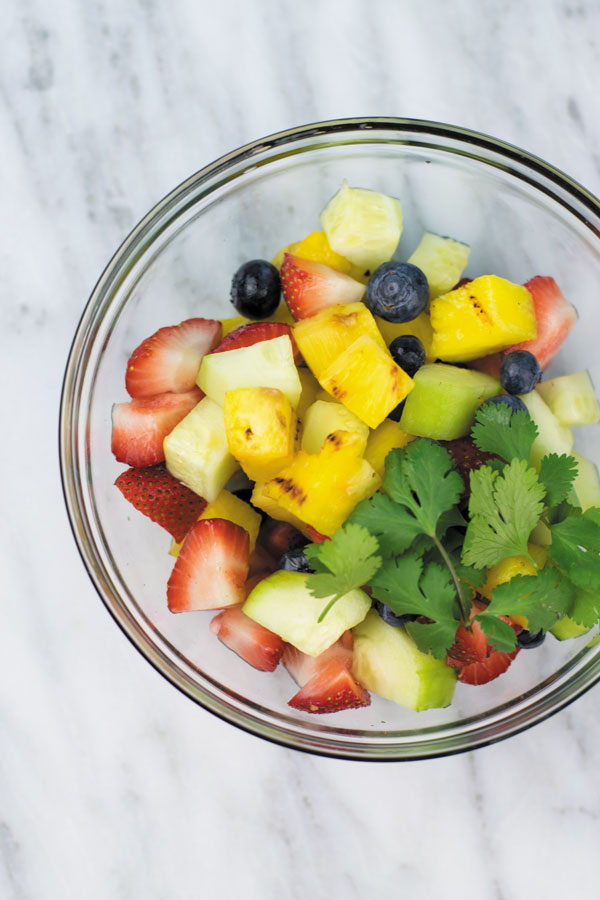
[500,350,542,395]
[387,400,405,422]
[231,260,281,319]
[373,600,418,627]
[276,548,312,573]
[483,394,529,414]
[389,335,426,377]
[517,629,546,649]
[365,262,429,323]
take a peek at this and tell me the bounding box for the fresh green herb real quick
[471,403,538,463]
[474,613,519,653]
[538,453,579,511]
[346,491,424,557]
[568,585,600,629]
[477,568,574,635]
[304,523,381,622]
[546,509,600,590]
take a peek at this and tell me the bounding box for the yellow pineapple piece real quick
[320,335,414,429]
[364,419,415,478]
[479,544,548,628]
[271,230,367,282]
[430,275,537,362]
[375,311,435,362]
[169,489,261,557]
[296,368,321,421]
[251,481,313,538]
[224,387,298,482]
[301,399,369,455]
[270,302,295,325]
[292,302,387,379]
[263,431,381,536]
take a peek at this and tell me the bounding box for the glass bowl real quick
[60,118,600,760]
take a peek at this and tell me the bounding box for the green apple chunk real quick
[399,363,500,440]
[352,611,457,711]
[571,451,600,511]
[518,389,573,468]
[407,231,470,300]
[243,570,370,656]
[301,399,369,454]
[197,335,302,409]
[164,396,238,502]
[536,370,600,426]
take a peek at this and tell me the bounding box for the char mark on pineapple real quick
[440,436,499,505]
[272,477,307,505]
[325,432,343,448]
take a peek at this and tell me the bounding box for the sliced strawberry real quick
[447,618,519,685]
[505,276,578,369]
[212,321,303,366]
[111,389,202,467]
[167,518,249,612]
[210,605,283,671]
[280,253,365,320]
[305,525,331,543]
[114,464,206,542]
[288,658,370,714]
[283,632,354,687]
[125,317,221,398]
[469,353,502,379]
[258,520,307,560]
[447,621,488,665]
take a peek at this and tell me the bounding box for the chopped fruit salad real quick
[111,181,600,716]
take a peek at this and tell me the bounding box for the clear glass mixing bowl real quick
[60,118,600,760]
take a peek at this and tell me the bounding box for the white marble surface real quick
[3,0,600,897]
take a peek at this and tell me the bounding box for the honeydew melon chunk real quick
[197,335,302,409]
[550,614,591,641]
[536,371,600,426]
[301,399,369,454]
[320,181,403,272]
[296,368,321,421]
[243,570,371,656]
[164,396,239,503]
[399,363,500,440]
[571,451,600,510]
[518,389,574,468]
[352,611,457,711]
[407,232,470,300]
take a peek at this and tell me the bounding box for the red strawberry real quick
[167,518,249,613]
[125,317,221,398]
[248,544,277,578]
[210,606,283,671]
[305,525,330,543]
[505,276,578,368]
[447,619,520,685]
[212,322,303,366]
[114,464,206,542]
[111,389,202,467]
[280,253,365,320]
[258,520,307,560]
[288,658,370,714]
[283,632,354,687]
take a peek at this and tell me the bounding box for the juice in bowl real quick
[60,119,600,760]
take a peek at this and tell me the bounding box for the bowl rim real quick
[59,116,600,761]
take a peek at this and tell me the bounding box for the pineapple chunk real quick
[251,481,313,538]
[271,230,365,281]
[375,311,435,362]
[197,335,302,409]
[270,302,295,325]
[296,368,321,421]
[430,275,537,362]
[301,399,369,455]
[292,302,387,379]
[164,396,239,503]
[169,489,261,557]
[479,544,548,629]
[364,419,415,478]
[262,431,381,537]
[320,334,414,429]
[224,387,298,482]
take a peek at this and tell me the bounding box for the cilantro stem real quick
[432,534,471,622]
[317,594,341,623]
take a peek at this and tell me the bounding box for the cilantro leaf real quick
[569,585,600,629]
[347,492,423,557]
[475,613,518,652]
[480,568,574,633]
[383,440,464,537]
[369,554,459,658]
[462,460,546,569]
[538,454,579,511]
[547,509,600,590]
[304,524,381,621]
[471,402,538,463]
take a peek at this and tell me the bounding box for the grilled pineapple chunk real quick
[430,275,537,362]
[364,419,415,478]
[272,230,365,281]
[479,544,548,629]
[292,302,387,379]
[375,311,435,362]
[301,399,369,455]
[224,387,298,482]
[320,335,414,429]
[251,481,313,538]
[169,489,261,557]
[262,431,381,536]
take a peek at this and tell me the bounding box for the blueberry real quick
[276,548,312,573]
[500,350,542,395]
[517,629,546,649]
[483,394,529,414]
[231,260,281,319]
[365,262,429,323]
[373,600,417,627]
[387,400,405,422]
[389,335,426,377]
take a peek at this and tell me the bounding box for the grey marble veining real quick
[2,0,600,898]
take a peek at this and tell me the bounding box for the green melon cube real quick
[518,389,574,468]
[536,370,600,426]
[407,231,470,300]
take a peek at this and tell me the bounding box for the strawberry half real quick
[210,606,283,671]
[212,321,303,365]
[447,619,520,685]
[305,525,330,543]
[167,518,250,613]
[114,464,206,542]
[280,253,365,320]
[125,317,221,398]
[283,632,354,687]
[505,276,578,369]
[288,658,370,714]
[111,389,202,467]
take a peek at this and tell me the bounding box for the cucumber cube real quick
[571,451,600,510]
[407,231,470,300]
[536,370,600,426]
[519,389,574,468]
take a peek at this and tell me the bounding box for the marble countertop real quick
[3,1,600,897]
